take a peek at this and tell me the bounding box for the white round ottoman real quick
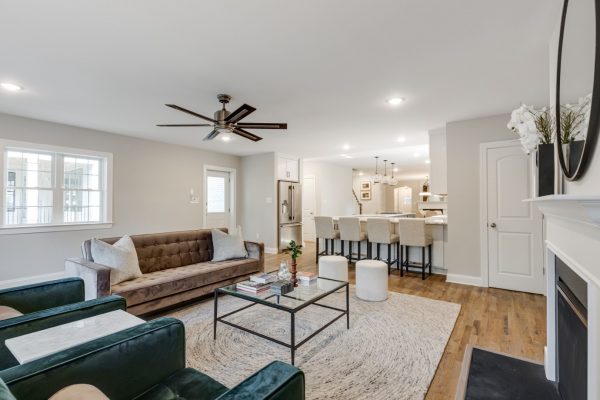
[318,255,349,282]
[355,260,388,301]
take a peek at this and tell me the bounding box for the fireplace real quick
[556,257,587,400]
[530,195,600,399]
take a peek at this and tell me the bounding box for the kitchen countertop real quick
[332,214,447,226]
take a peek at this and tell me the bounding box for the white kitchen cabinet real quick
[278,155,299,181]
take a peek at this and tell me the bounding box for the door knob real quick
[490,223,497,228]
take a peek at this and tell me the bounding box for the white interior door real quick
[485,143,544,294]
[302,175,316,241]
[205,170,230,229]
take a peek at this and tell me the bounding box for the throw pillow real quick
[0,306,23,321]
[91,235,143,285]
[49,384,109,400]
[212,227,248,262]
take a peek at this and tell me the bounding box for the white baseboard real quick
[445,273,487,287]
[265,247,279,254]
[0,271,65,290]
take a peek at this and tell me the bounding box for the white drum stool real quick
[355,260,388,301]
[318,255,349,282]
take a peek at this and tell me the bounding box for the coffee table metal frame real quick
[213,277,349,365]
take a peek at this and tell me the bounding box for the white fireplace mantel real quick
[529,194,600,400]
[528,194,600,229]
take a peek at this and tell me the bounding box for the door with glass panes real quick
[205,170,230,229]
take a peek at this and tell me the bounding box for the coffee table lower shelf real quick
[213,282,349,365]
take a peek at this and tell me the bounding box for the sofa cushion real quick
[211,228,248,262]
[0,306,23,321]
[49,384,109,400]
[135,368,228,400]
[111,259,259,306]
[91,236,143,285]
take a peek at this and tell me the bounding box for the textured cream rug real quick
[168,288,460,400]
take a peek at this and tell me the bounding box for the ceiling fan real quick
[157,94,287,142]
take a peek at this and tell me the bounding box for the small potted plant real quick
[285,240,302,287]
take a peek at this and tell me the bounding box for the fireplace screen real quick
[556,257,587,400]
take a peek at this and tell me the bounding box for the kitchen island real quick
[330,214,447,271]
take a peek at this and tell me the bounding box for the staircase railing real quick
[352,189,363,215]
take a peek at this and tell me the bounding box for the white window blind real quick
[206,176,226,213]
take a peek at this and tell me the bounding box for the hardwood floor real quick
[267,241,547,400]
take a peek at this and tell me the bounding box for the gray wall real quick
[240,153,277,251]
[445,113,512,278]
[0,113,241,282]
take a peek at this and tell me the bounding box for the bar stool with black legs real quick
[314,216,340,263]
[366,218,400,274]
[338,217,368,263]
[397,218,433,280]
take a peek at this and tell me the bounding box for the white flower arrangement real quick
[507,104,553,154]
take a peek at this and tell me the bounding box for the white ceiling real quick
[0,0,561,174]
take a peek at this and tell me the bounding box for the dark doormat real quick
[455,346,561,400]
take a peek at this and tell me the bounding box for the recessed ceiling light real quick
[393,168,399,172]
[221,135,231,142]
[425,159,431,164]
[341,154,353,159]
[413,153,420,158]
[342,144,351,150]
[397,137,406,143]
[386,97,405,106]
[1,82,23,92]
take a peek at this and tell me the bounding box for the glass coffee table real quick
[213,277,349,365]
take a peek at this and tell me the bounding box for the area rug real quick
[167,288,461,400]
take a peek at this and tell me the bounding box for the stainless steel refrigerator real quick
[278,180,302,251]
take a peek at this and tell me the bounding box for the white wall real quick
[240,152,277,251]
[304,161,354,216]
[429,127,447,194]
[445,113,513,279]
[0,113,242,282]
[352,173,384,214]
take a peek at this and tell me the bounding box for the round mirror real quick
[556,0,600,180]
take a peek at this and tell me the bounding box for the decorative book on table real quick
[236,280,271,293]
[249,273,277,284]
[297,271,317,285]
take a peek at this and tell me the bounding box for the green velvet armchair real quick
[0,278,126,369]
[0,318,305,400]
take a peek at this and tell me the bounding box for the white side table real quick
[5,310,144,364]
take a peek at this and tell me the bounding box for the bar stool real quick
[338,217,368,263]
[366,218,400,274]
[314,216,340,263]
[397,218,433,280]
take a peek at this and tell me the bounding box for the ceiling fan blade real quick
[236,123,287,129]
[225,104,256,123]
[232,128,262,142]
[203,130,220,141]
[165,104,216,123]
[156,124,212,127]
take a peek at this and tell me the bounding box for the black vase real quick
[568,140,585,176]
[537,143,554,197]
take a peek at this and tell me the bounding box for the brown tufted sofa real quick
[65,228,264,315]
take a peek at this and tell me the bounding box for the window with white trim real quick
[1,141,112,230]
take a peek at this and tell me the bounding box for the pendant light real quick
[382,160,389,184]
[389,162,398,186]
[373,156,382,184]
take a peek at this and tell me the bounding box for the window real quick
[1,140,112,232]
